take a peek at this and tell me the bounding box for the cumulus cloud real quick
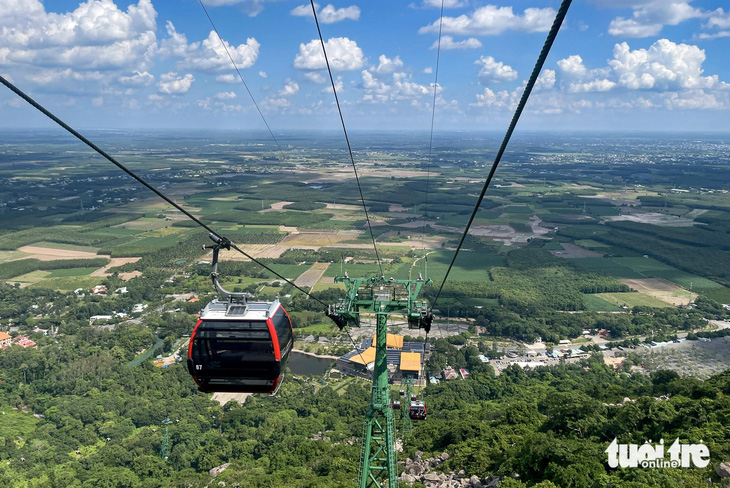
[291,3,360,23]
[216,74,237,84]
[361,70,439,104]
[160,22,259,72]
[371,55,404,75]
[475,56,518,84]
[258,71,267,78]
[556,54,615,93]
[304,72,326,83]
[419,5,556,36]
[535,69,556,90]
[0,0,157,70]
[279,79,299,96]
[118,71,154,86]
[294,37,364,71]
[215,91,236,100]
[157,72,194,94]
[472,87,518,109]
[608,39,725,90]
[608,1,706,38]
[434,36,482,50]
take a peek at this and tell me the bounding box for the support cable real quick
[0,75,329,309]
[421,0,445,256]
[309,0,384,276]
[431,0,572,308]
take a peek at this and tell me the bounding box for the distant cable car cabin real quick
[409,400,427,421]
[392,400,401,410]
[187,235,293,394]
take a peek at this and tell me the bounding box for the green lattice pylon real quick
[160,418,173,460]
[327,275,433,488]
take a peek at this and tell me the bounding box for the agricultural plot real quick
[423,250,505,283]
[618,278,697,306]
[595,292,673,309]
[582,294,623,312]
[17,245,100,261]
[28,276,101,292]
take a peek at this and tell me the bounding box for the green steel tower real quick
[327,275,432,488]
[160,418,173,460]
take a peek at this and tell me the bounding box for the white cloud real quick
[535,69,556,90]
[258,70,268,78]
[361,70,439,104]
[294,37,364,71]
[706,8,730,29]
[279,79,299,96]
[609,39,725,90]
[157,72,194,94]
[472,87,518,109]
[608,1,706,38]
[556,54,615,93]
[92,97,104,107]
[423,67,433,74]
[215,91,236,100]
[434,36,482,50]
[216,74,237,84]
[371,55,404,75]
[475,56,518,84]
[304,72,326,83]
[0,0,157,70]
[419,5,556,36]
[118,71,154,86]
[322,76,344,93]
[160,22,259,72]
[292,3,360,23]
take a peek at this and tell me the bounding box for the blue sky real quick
[1,0,729,131]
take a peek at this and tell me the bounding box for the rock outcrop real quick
[399,451,500,487]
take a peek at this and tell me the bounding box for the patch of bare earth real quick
[212,392,252,405]
[619,278,697,306]
[294,262,330,288]
[606,213,696,227]
[269,201,294,210]
[91,257,142,277]
[551,243,604,259]
[119,271,143,281]
[17,246,99,261]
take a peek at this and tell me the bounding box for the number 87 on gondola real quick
[187,235,293,394]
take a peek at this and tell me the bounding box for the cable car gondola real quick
[187,235,293,394]
[409,400,427,421]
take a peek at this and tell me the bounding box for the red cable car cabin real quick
[187,298,293,394]
[409,400,427,420]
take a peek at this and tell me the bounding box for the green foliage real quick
[0,258,110,280]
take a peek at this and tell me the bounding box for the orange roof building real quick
[372,333,404,349]
[349,347,376,365]
[0,332,11,349]
[399,352,421,372]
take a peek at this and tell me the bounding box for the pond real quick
[287,351,335,376]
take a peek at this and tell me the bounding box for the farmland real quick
[0,130,728,329]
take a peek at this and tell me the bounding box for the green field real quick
[28,276,103,292]
[570,258,644,279]
[595,292,673,309]
[424,250,505,282]
[582,294,623,311]
[47,267,100,278]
